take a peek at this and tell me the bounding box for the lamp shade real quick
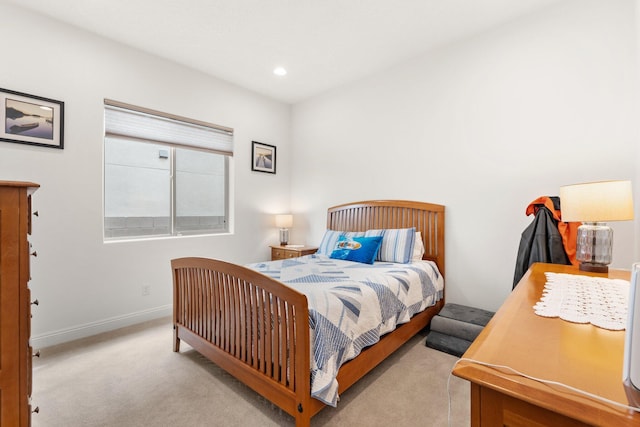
[275,214,293,228]
[560,180,634,222]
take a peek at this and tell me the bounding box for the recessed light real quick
[273,67,287,76]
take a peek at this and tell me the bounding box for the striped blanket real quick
[247,254,444,406]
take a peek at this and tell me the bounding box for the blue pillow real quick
[329,235,383,264]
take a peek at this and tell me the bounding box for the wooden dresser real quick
[453,263,640,426]
[0,181,39,426]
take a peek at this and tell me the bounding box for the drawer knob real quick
[31,250,37,257]
[33,211,39,217]
[31,299,39,306]
[33,350,41,358]
[33,406,40,414]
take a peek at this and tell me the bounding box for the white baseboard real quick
[31,304,172,349]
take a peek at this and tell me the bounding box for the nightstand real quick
[270,245,318,261]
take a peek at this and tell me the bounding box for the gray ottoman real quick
[426,303,494,357]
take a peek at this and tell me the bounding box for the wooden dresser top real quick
[0,181,40,188]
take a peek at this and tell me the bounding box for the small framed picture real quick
[251,141,276,174]
[1,88,64,149]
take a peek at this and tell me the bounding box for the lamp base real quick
[279,228,289,247]
[575,223,612,275]
[578,262,608,274]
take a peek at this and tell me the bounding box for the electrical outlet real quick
[142,285,151,296]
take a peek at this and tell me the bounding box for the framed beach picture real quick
[251,141,276,174]
[0,88,64,149]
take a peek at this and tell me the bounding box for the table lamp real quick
[560,180,634,273]
[275,214,293,246]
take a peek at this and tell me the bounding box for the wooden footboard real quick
[172,257,313,426]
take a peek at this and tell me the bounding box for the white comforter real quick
[247,254,444,406]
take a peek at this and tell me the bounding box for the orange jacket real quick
[526,196,580,266]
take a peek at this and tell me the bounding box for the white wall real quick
[291,0,639,311]
[0,4,292,347]
[2,0,638,346]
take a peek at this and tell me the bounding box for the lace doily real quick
[533,272,630,330]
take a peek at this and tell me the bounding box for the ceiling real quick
[7,0,561,104]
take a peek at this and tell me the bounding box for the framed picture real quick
[251,141,276,174]
[0,88,64,149]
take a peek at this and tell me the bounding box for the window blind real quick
[104,100,233,156]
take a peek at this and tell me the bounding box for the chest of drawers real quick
[0,181,39,426]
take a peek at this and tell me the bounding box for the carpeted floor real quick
[32,317,470,426]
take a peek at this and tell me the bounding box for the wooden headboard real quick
[327,200,445,277]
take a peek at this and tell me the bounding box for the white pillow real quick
[412,232,425,261]
[364,227,416,263]
[317,230,365,255]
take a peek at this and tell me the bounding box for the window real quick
[104,100,232,240]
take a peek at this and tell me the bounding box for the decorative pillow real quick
[317,230,365,256]
[365,227,416,263]
[412,232,425,261]
[329,236,383,264]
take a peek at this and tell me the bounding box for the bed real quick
[172,200,445,426]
